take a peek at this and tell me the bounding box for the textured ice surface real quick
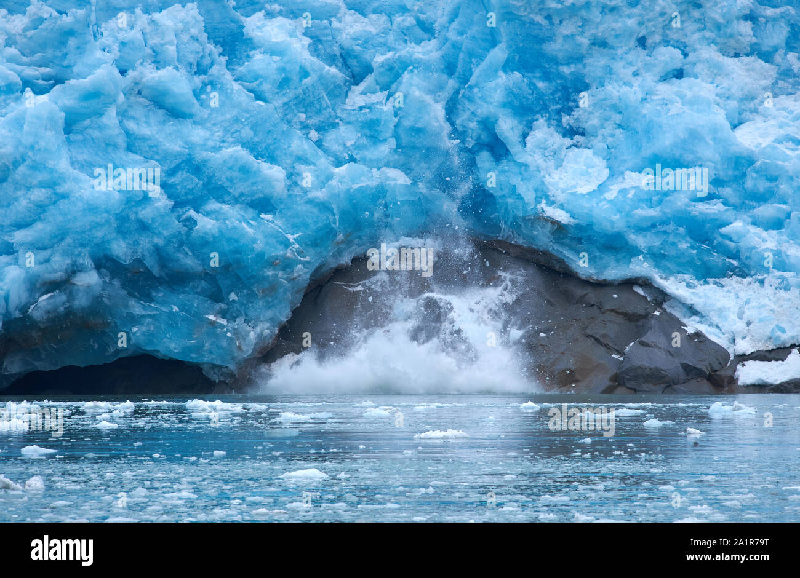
[1,1,800,383]
[736,348,800,384]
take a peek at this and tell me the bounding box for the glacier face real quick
[0,0,799,383]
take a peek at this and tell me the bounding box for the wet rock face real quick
[246,239,737,394]
[490,247,731,393]
[617,322,731,392]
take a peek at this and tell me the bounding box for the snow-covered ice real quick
[736,350,800,386]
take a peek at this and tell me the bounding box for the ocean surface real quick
[1,394,799,523]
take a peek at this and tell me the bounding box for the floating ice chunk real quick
[520,401,540,411]
[414,429,469,439]
[615,408,645,416]
[578,438,592,444]
[21,445,57,458]
[213,451,226,458]
[25,476,45,491]
[685,428,705,436]
[413,403,447,412]
[277,411,332,422]
[735,349,800,385]
[164,491,198,500]
[186,400,242,414]
[708,401,757,417]
[277,412,310,422]
[81,402,115,414]
[363,407,395,418]
[280,469,329,480]
[573,512,596,523]
[96,421,119,430]
[0,475,23,491]
[114,401,135,413]
[643,418,674,428]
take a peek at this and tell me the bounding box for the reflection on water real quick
[1,394,799,522]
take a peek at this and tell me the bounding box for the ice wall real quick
[1,0,799,383]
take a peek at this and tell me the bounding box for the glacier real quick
[0,0,799,386]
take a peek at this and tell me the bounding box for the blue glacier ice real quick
[1,0,799,384]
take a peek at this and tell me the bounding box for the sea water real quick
[1,395,799,522]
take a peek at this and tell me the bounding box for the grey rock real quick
[618,318,730,392]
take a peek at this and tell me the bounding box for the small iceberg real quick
[280,468,329,480]
[643,418,674,428]
[21,445,58,458]
[708,401,757,418]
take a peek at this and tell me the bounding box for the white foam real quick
[259,284,536,394]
